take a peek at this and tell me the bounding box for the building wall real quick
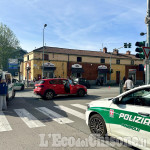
[32,60,68,80]
[111,65,125,81]
[67,62,110,80]
[23,50,144,83]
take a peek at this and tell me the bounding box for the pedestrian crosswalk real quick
[0,103,88,132]
[14,109,45,128]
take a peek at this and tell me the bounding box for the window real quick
[49,79,62,84]
[101,58,105,64]
[27,55,29,60]
[116,59,120,64]
[77,57,82,62]
[131,60,134,65]
[39,80,45,84]
[44,54,49,60]
[121,88,150,107]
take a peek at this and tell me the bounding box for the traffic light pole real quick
[145,0,150,84]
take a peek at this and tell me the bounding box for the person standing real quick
[0,79,8,111]
[123,76,126,84]
[124,77,134,91]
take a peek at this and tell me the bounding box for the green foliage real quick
[0,23,20,70]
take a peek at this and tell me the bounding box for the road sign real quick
[8,59,18,69]
[142,47,150,59]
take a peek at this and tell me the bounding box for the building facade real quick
[23,47,144,84]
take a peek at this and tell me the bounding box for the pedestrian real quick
[123,76,126,84]
[0,79,8,111]
[100,77,104,86]
[123,77,134,91]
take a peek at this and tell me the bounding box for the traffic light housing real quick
[128,43,131,48]
[135,41,145,59]
[124,43,127,48]
[124,43,132,48]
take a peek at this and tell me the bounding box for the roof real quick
[33,46,141,60]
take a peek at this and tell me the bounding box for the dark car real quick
[74,78,90,88]
[34,78,87,100]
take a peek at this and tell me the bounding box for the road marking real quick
[71,104,87,110]
[0,112,12,132]
[54,105,85,120]
[14,109,45,128]
[36,107,74,124]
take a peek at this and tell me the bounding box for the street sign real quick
[8,59,18,69]
[142,47,150,59]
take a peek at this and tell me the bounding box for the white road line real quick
[36,107,74,124]
[54,105,85,120]
[0,111,12,132]
[71,104,87,110]
[14,109,45,128]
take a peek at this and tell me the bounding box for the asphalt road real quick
[0,86,137,150]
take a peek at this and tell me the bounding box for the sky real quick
[0,0,147,54]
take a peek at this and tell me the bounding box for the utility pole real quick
[109,52,112,83]
[145,0,150,84]
[42,24,47,78]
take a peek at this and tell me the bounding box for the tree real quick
[0,23,20,70]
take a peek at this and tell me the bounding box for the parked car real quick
[74,78,90,88]
[12,79,25,91]
[34,78,87,100]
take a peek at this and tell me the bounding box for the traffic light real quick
[124,43,127,48]
[124,43,132,48]
[135,41,145,59]
[128,43,131,48]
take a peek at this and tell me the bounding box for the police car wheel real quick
[89,114,107,137]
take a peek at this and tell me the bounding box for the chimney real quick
[113,49,119,54]
[103,47,107,53]
[126,50,131,55]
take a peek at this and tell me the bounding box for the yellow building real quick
[23,46,144,84]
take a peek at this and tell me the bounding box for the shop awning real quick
[98,69,109,73]
[71,68,84,73]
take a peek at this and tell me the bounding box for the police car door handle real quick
[138,112,150,117]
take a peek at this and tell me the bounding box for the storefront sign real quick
[43,63,55,67]
[72,64,82,68]
[98,65,107,69]
[129,69,136,73]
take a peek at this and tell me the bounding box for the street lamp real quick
[140,32,147,36]
[42,24,47,78]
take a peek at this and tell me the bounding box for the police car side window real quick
[138,88,150,107]
[121,92,134,105]
[121,89,150,107]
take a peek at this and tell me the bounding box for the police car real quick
[86,85,150,150]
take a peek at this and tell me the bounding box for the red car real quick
[34,78,87,100]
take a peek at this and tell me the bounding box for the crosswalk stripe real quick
[36,107,74,124]
[14,109,45,128]
[54,105,85,120]
[0,111,12,132]
[71,104,87,110]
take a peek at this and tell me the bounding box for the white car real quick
[86,85,150,150]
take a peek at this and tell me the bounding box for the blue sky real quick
[0,0,147,54]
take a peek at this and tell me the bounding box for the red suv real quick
[34,78,87,100]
